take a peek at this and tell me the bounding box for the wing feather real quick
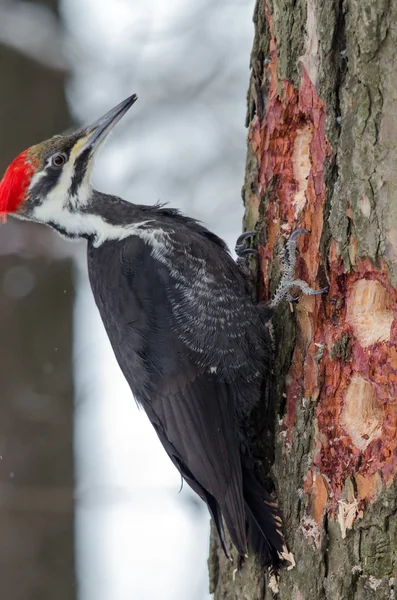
[87,233,264,556]
[145,372,247,554]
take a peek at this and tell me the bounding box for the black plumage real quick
[86,193,284,567]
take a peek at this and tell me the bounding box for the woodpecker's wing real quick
[144,372,247,555]
[87,233,250,554]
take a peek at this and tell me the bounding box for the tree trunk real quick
[209,1,397,598]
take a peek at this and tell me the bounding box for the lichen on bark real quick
[209,1,397,598]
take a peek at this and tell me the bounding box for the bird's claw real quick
[235,230,256,245]
[285,282,329,304]
[288,228,311,242]
[270,230,327,308]
[237,248,258,257]
[235,231,257,258]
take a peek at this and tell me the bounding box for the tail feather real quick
[221,482,249,557]
[205,493,231,559]
[242,462,285,569]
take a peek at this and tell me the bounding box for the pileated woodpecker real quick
[0,95,321,577]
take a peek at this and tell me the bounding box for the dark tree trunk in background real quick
[209,1,397,598]
[0,4,76,598]
[0,256,75,600]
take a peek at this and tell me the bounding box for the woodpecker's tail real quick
[242,461,292,573]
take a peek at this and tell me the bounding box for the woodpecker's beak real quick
[76,94,138,157]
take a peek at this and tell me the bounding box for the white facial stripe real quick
[28,169,47,191]
[31,192,156,246]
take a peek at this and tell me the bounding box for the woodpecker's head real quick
[0,94,137,232]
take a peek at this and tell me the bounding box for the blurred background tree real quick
[0,2,75,599]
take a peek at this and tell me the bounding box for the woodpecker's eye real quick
[51,153,66,168]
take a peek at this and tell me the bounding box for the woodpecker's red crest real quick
[0,149,38,217]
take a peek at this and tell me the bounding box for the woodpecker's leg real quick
[270,229,328,308]
[235,231,258,281]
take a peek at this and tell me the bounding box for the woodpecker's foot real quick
[270,229,328,308]
[235,231,258,258]
[235,231,258,280]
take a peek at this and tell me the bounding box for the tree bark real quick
[209,0,397,598]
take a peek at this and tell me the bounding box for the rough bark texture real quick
[209,1,397,598]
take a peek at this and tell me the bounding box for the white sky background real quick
[60,0,256,599]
